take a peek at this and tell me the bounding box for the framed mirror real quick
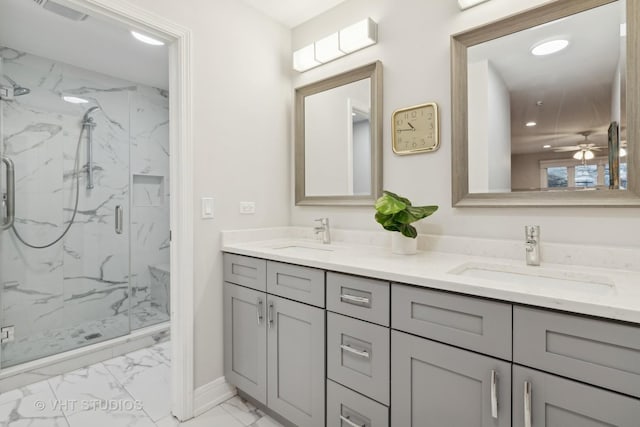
[451,0,640,207]
[295,61,382,206]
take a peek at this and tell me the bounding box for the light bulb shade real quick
[339,18,377,53]
[573,151,584,160]
[293,44,320,72]
[458,0,491,10]
[315,32,345,63]
[584,150,595,160]
[620,147,628,157]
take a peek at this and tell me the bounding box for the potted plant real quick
[374,190,438,254]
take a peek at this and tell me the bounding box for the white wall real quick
[121,0,291,388]
[291,0,640,246]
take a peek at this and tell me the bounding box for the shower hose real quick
[12,126,85,249]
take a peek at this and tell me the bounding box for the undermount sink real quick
[449,262,615,295]
[270,242,335,253]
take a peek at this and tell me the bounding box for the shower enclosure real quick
[0,46,170,369]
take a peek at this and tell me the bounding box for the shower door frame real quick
[61,0,196,421]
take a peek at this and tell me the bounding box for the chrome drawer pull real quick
[268,302,274,329]
[490,370,498,419]
[524,381,532,427]
[256,298,264,325]
[340,294,370,305]
[340,344,370,359]
[340,415,364,427]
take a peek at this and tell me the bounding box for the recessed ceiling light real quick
[531,39,569,56]
[536,101,544,106]
[62,96,89,104]
[131,31,165,46]
[526,121,537,127]
[543,144,551,148]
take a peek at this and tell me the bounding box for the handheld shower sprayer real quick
[83,106,101,190]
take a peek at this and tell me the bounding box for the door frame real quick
[63,0,195,420]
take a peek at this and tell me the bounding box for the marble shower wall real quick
[0,46,169,367]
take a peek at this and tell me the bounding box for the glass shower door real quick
[0,47,131,368]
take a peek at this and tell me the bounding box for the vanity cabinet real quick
[223,254,326,427]
[223,251,640,427]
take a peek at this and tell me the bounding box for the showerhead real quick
[82,106,101,123]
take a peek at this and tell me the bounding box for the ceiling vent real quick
[33,0,89,21]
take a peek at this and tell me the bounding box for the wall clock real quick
[392,102,440,155]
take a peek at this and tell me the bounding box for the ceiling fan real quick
[552,131,605,163]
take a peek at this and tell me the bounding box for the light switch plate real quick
[201,197,214,219]
[239,201,256,214]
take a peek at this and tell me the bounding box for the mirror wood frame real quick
[451,0,640,207]
[295,61,383,206]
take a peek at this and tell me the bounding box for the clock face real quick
[392,103,439,154]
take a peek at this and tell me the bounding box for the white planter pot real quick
[391,233,418,255]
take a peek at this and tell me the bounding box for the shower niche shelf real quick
[133,174,165,207]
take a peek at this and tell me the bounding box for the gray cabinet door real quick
[513,365,640,427]
[223,282,267,405]
[267,295,325,427]
[391,330,511,427]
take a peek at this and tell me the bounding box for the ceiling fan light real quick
[584,150,595,160]
[573,151,583,160]
[620,147,627,157]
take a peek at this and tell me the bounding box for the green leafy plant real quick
[374,191,438,238]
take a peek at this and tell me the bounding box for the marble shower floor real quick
[0,341,283,427]
[2,306,169,368]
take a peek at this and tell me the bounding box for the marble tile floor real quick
[0,341,283,427]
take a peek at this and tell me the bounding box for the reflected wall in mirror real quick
[452,0,640,206]
[295,61,382,206]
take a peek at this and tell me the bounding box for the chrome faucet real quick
[314,218,331,244]
[525,225,540,266]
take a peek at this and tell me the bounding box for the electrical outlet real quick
[239,201,256,214]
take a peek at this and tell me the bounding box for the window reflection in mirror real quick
[304,78,371,197]
[466,0,626,193]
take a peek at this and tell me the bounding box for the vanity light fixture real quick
[131,30,165,46]
[458,0,491,10]
[526,121,537,127]
[531,39,569,56]
[292,18,378,72]
[62,95,89,104]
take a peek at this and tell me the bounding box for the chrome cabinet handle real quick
[524,381,532,427]
[115,205,123,234]
[340,344,370,359]
[490,370,498,419]
[0,156,15,231]
[340,294,370,305]
[340,415,364,427]
[256,298,264,325]
[268,301,274,328]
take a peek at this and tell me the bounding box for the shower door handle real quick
[115,205,123,234]
[0,156,15,231]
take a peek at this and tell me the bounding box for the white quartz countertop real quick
[222,238,640,324]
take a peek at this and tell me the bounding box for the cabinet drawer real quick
[513,365,640,427]
[327,380,389,427]
[327,272,390,326]
[267,261,325,307]
[327,312,390,405]
[392,284,512,360]
[514,306,640,398]
[223,253,266,291]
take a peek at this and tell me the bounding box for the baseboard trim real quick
[194,376,236,417]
